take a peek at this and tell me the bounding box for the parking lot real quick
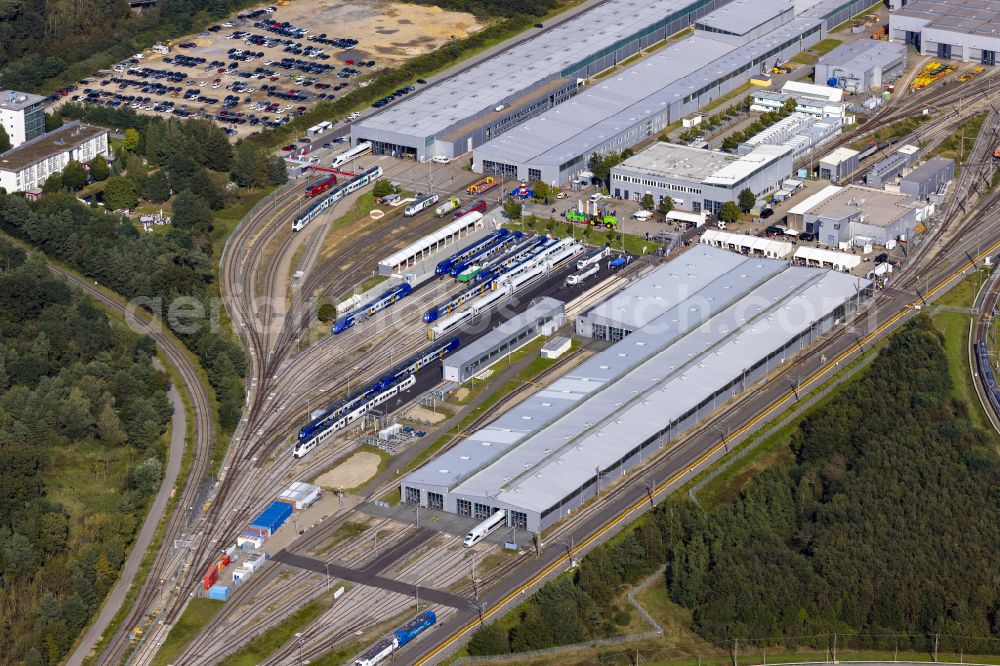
[61,0,482,138]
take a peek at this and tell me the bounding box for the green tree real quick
[44,112,63,132]
[89,155,110,182]
[42,174,63,193]
[719,200,741,224]
[171,190,213,233]
[60,160,87,191]
[102,175,138,210]
[640,193,654,211]
[467,622,509,656]
[0,124,10,153]
[230,142,268,188]
[133,457,162,496]
[266,154,288,185]
[317,303,336,322]
[122,128,140,153]
[657,196,674,217]
[142,169,171,203]
[532,180,552,202]
[503,198,522,220]
[721,136,739,152]
[372,178,394,199]
[97,402,127,447]
[737,187,756,213]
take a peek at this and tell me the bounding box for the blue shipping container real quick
[394,610,437,647]
[249,500,293,536]
[208,585,231,601]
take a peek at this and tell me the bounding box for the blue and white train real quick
[293,375,415,458]
[434,227,509,275]
[292,165,383,232]
[333,282,413,334]
[294,338,461,458]
[373,336,460,390]
[423,280,497,323]
[354,611,437,666]
[448,231,523,278]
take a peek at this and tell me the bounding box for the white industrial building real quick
[814,40,907,92]
[751,80,848,118]
[401,245,871,532]
[351,0,739,161]
[801,184,917,246]
[609,142,793,215]
[818,147,860,182]
[0,89,45,148]
[889,0,1000,65]
[442,298,565,383]
[738,112,843,158]
[0,121,110,193]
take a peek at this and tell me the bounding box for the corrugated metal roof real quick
[489,266,866,512]
[475,17,822,168]
[695,0,792,35]
[817,40,907,72]
[354,0,725,140]
[403,246,763,489]
[445,297,564,370]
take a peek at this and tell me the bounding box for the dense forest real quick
[0,237,173,664]
[0,113,273,429]
[468,317,1000,656]
[0,0,260,91]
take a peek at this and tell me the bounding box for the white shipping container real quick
[237,534,264,549]
[232,567,253,584]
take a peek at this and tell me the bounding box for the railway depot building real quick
[800,184,917,246]
[350,0,737,161]
[609,142,793,215]
[401,246,871,532]
[888,0,1000,65]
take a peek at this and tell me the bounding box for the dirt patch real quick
[453,387,470,401]
[315,451,381,490]
[405,405,447,424]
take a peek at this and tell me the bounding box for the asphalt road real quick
[66,367,187,666]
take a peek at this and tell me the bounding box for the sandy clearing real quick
[314,450,381,489]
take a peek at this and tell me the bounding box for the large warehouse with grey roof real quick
[349,0,738,161]
[401,246,871,532]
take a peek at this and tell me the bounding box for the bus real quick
[331,141,372,168]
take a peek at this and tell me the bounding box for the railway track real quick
[39,263,216,666]
[120,160,490,662]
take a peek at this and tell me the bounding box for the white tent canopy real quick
[793,246,861,271]
[701,228,792,259]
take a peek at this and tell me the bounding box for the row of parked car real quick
[372,85,416,109]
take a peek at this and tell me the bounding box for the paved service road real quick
[66,369,186,666]
[43,261,214,666]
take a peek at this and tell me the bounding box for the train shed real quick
[442,297,565,383]
[402,245,871,531]
[378,214,488,277]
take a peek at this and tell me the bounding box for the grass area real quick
[357,273,389,295]
[379,486,402,506]
[517,216,656,257]
[930,110,988,166]
[150,598,223,666]
[849,114,931,149]
[790,51,818,65]
[218,593,333,666]
[212,185,280,259]
[929,269,993,432]
[700,82,753,115]
[811,38,843,56]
